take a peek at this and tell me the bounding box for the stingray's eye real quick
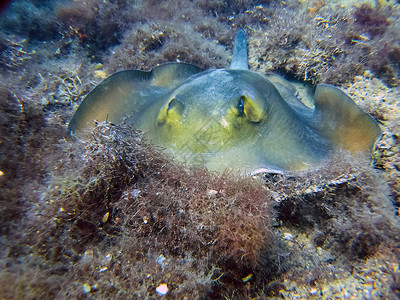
[237,97,245,116]
[157,97,185,125]
[240,95,265,123]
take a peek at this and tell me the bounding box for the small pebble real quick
[354,75,363,82]
[156,283,168,295]
[83,283,91,294]
[94,63,103,70]
[207,189,218,197]
[363,70,373,79]
[102,211,109,223]
[283,233,294,241]
[157,254,167,269]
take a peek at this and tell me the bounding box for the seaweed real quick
[273,152,398,260]
[0,1,60,41]
[353,4,390,38]
[0,121,274,299]
[248,2,400,85]
[0,84,65,237]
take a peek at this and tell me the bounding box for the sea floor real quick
[0,0,399,299]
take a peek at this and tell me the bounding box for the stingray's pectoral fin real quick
[265,74,297,99]
[314,84,382,152]
[68,63,201,132]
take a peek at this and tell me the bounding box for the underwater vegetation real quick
[0,0,400,299]
[248,1,400,86]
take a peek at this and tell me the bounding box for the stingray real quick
[69,30,381,173]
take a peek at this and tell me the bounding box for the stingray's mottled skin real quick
[69,30,381,172]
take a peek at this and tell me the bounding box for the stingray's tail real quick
[230,29,249,70]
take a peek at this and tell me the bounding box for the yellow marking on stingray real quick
[156,96,266,154]
[157,102,169,125]
[242,95,266,123]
